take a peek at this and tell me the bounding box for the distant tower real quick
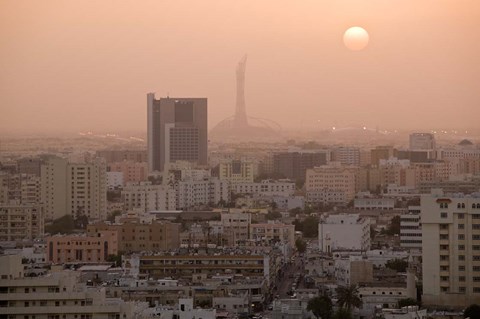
[234,55,248,128]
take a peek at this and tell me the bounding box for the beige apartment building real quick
[250,222,295,246]
[109,160,148,185]
[422,190,480,308]
[41,156,107,221]
[0,254,135,319]
[46,231,118,264]
[0,204,44,242]
[86,219,180,253]
[217,160,255,184]
[306,163,357,204]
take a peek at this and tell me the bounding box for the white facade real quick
[176,178,229,209]
[421,190,480,307]
[272,195,305,211]
[333,147,361,166]
[354,197,395,210]
[122,181,176,213]
[232,179,295,197]
[409,133,436,150]
[106,171,124,189]
[400,206,422,249]
[318,214,370,252]
[0,254,138,318]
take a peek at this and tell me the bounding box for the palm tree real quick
[336,285,362,311]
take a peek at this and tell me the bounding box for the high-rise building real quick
[40,156,107,221]
[273,151,327,182]
[332,147,361,166]
[421,190,480,307]
[410,133,436,151]
[147,94,208,173]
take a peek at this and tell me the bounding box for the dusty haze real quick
[1,0,479,134]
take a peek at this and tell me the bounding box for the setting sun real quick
[343,26,369,51]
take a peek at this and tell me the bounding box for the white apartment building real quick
[176,178,229,210]
[306,163,356,204]
[0,254,139,319]
[333,147,361,166]
[106,171,123,190]
[400,206,422,249]
[354,197,395,210]
[318,214,370,252]
[409,133,436,150]
[231,179,295,197]
[218,160,255,184]
[122,181,176,213]
[0,204,44,241]
[422,190,480,307]
[40,156,107,221]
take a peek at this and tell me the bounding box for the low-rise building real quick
[318,214,370,252]
[232,179,296,197]
[46,231,118,264]
[250,221,295,246]
[87,219,180,253]
[0,254,139,318]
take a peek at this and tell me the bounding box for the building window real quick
[459,245,465,250]
[459,224,465,229]
[441,212,448,218]
[459,266,466,271]
[459,255,465,261]
[459,276,466,282]
[459,234,465,240]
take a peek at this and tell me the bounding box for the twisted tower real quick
[234,55,248,128]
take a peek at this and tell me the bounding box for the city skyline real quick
[1,1,479,135]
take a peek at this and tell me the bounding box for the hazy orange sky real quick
[1,0,479,134]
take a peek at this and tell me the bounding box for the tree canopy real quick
[297,215,319,238]
[45,215,75,234]
[464,304,480,319]
[385,259,408,273]
[397,298,419,308]
[336,285,362,311]
[307,295,333,319]
[295,238,307,253]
